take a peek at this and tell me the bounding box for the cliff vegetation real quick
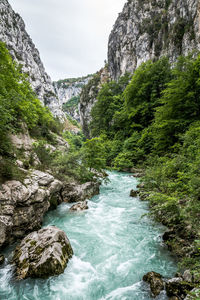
[89,52,200,283]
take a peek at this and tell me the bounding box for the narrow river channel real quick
[0,171,177,300]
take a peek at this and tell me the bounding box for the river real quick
[0,171,177,300]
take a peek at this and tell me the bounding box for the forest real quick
[89,53,200,275]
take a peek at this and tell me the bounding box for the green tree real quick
[90,73,131,137]
[124,57,172,131]
[82,137,106,172]
[153,54,200,152]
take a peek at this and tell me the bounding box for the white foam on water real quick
[0,171,177,300]
[102,281,141,300]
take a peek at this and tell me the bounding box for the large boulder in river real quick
[0,170,63,249]
[69,201,89,212]
[143,271,164,297]
[13,226,73,279]
[62,181,100,203]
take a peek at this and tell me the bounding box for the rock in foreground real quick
[13,226,73,279]
[0,170,63,249]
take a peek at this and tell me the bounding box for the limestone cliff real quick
[108,0,200,80]
[79,67,110,137]
[0,0,65,119]
[53,75,93,121]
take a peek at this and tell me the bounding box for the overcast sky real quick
[9,0,125,81]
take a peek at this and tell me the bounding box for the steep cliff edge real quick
[0,0,65,119]
[108,0,200,80]
[79,67,110,137]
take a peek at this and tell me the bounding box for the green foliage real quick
[66,114,80,128]
[88,53,200,272]
[82,137,106,172]
[63,96,80,111]
[153,54,200,153]
[55,74,93,89]
[0,41,63,182]
[0,41,61,151]
[0,157,26,183]
[51,150,94,183]
[33,141,54,169]
[90,73,131,138]
[124,57,171,131]
[81,73,101,105]
[63,130,85,150]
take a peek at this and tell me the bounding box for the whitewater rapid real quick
[0,171,177,300]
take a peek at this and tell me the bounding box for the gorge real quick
[1,0,200,299]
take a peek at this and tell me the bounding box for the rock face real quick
[0,170,63,249]
[53,75,93,121]
[0,0,65,120]
[79,66,110,137]
[62,181,100,203]
[108,0,200,81]
[13,226,73,279]
[69,201,89,211]
[143,271,164,297]
[165,277,194,299]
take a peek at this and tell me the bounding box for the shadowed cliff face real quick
[0,0,65,120]
[108,0,200,80]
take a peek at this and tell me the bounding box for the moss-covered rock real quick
[130,189,138,197]
[13,226,73,279]
[165,277,194,299]
[143,271,164,297]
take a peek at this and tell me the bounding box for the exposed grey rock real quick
[69,201,89,211]
[62,181,100,203]
[53,75,93,121]
[132,173,143,178]
[10,130,33,152]
[143,271,164,297]
[183,270,193,283]
[0,170,63,249]
[13,226,73,279]
[130,168,145,174]
[0,0,65,120]
[79,66,110,137]
[108,0,200,81]
[136,183,145,189]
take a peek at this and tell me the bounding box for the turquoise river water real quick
[0,171,177,300]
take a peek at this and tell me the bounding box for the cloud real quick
[9,0,125,80]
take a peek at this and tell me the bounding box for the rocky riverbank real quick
[132,172,200,299]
